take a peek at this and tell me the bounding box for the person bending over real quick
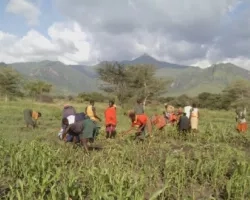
[123,111,152,140]
[23,109,41,129]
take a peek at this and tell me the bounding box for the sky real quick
[0,0,250,68]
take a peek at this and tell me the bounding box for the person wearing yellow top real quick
[23,109,42,128]
[190,103,199,133]
[85,100,102,122]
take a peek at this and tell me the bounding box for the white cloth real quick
[58,128,63,139]
[58,115,75,140]
[184,106,192,118]
[67,115,75,124]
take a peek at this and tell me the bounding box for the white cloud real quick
[1,0,250,70]
[0,21,95,65]
[6,0,41,25]
[51,0,250,69]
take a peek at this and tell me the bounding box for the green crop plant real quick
[0,100,250,199]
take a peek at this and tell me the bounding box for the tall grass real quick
[0,100,249,199]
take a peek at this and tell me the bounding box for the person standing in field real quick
[85,100,102,122]
[236,107,247,134]
[123,110,152,140]
[177,112,190,136]
[190,103,199,133]
[23,109,42,129]
[176,107,183,122]
[183,102,192,119]
[104,100,117,139]
[134,99,144,115]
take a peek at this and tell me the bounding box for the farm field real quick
[0,100,250,200]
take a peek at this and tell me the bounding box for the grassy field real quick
[0,100,250,200]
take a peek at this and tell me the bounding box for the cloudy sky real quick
[0,0,250,68]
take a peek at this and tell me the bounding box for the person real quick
[23,109,41,128]
[79,116,100,153]
[60,104,77,136]
[190,103,199,133]
[164,104,176,125]
[183,102,192,119]
[123,110,152,140]
[236,107,247,134]
[177,112,190,135]
[85,100,102,122]
[61,118,83,144]
[134,99,144,115]
[62,104,76,118]
[176,107,183,122]
[151,113,166,131]
[75,112,86,122]
[104,100,117,139]
[58,112,86,141]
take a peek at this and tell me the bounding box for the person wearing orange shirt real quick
[104,100,117,139]
[23,109,42,129]
[123,110,152,140]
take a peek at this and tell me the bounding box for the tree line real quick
[0,67,52,102]
[0,63,250,110]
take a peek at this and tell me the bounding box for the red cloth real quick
[237,122,247,132]
[152,115,166,129]
[104,106,117,126]
[132,114,148,127]
[169,113,177,122]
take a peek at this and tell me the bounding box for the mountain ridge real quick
[1,54,250,96]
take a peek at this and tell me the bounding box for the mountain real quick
[8,60,99,95]
[1,54,250,96]
[121,53,189,69]
[168,63,250,96]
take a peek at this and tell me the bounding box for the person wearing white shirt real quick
[184,105,192,119]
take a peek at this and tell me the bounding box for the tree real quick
[25,80,52,100]
[0,67,22,101]
[126,64,169,107]
[97,62,169,107]
[77,92,108,103]
[97,62,132,106]
[222,80,250,108]
[198,92,224,110]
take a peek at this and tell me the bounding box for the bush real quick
[77,92,108,103]
[36,95,53,103]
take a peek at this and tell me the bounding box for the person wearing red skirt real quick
[236,108,247,134]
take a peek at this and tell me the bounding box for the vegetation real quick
[1,60,250,199]
[3,55,250,96]
[0,100,250,199]
[25,80,53,102]
[0,67,22,101]
[97,62,168,107]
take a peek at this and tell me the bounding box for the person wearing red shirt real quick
[104,100,117,139]
[123,110,152,140]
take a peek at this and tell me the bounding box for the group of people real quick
[22,99,248,152]
[151,102,200,135]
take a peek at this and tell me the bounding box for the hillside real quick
[7,60,99,95]
[168,63,250,96]
[1,55,250,96]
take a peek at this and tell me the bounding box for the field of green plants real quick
[0,100,250,200]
